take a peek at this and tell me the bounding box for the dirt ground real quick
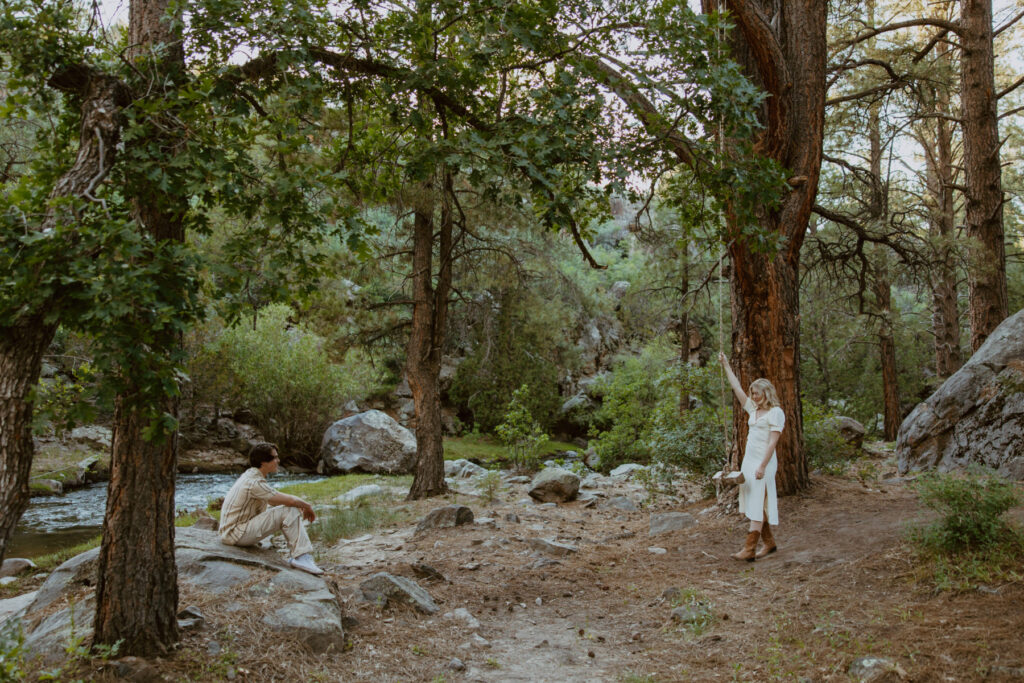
[53,458,1024,682]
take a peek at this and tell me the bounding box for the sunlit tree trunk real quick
[924,45,963,377]
[406,169,453,500]
[960,0,1007,350]
[711,0,826,494]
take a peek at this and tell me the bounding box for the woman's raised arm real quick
[717,352,748,407]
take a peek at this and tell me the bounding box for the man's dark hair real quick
[249,442,279,468]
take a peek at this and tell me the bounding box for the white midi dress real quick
[738,398,784,525]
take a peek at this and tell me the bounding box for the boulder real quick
[826,416,866,449]
[528,468,580,503]
[649,512,696,536]
[319,410,417,475]
[360,573,439,613]
[335,484,386,504]
[75,454,109,484]
[30,479,63,496]
[416,505,474,533]
[0,558,36,578]
[610,463,647,479]
[529,538,579,556]
[444,459,487,479]
[18,527,343,668]
[848,656,906,682]
[69,425,112,451]
[609,281,631,299]
[897,309,1024,478]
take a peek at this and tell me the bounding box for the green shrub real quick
[0,618,26,683]
[448,288,567,432]
[196,304,386,465]
[587,346,667,472]
[647,364,729,488]
[802,400,856,475]
[911,468,1022,553]
[308,500,407,545]
[495,385,550,471]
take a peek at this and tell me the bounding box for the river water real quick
[9,472,323,559]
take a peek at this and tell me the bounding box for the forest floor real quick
[24,450,1024,682]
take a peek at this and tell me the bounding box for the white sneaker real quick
[288,553,324,575]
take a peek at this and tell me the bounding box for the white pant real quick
[223,505,314,559]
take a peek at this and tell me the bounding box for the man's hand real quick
[298,500,316,523]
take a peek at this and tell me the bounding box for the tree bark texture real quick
[874,275,900,441]
[716,0,826,494]
[93,0,185,654]
[406,172,453,501]
[923,59,963,378]
[960,0,1008,351]
[93,391,180,654]
[0,319,57,564]
[0,73,127,565]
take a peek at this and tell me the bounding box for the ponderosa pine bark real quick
[711,0,826,494]
[923,44,963,378]
[0,72,128,565]
[405,170,453,500]
[960,0,1008,351]
[93,0,185,654]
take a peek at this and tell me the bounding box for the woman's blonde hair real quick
[748,378,781,408]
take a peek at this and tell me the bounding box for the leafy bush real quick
[587,347,666,472]
[449,288,568,432]
[194,304,386,465]
[802,400,857,475]
[911,468,1022,553]
[647,364,729,486]
[495,385,550,471]
[589,341,726,480]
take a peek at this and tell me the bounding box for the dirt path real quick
[311,471,1023,682]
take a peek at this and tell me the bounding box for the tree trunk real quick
[93,390,180,654]
[874,275,900,441]
[960,0,1007,351]
[0,72,128,564]
[717,0,826,495]
[924,57,963,377]
[406,171,453,501]
[0,319,58,564]
[93,0,185,654]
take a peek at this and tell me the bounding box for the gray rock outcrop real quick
[528,468,580,503]
[416,505,474,533]
[360,573,439,613]
[826,416,866,449]
[897,309,1024,478]
[13,526,345,666]
[649,512,696,536]
[319,410,417,474]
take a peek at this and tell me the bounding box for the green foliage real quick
[450,288,567,433]
[308,500,408,546]
[495,385,550,471]
[478,470,504,505]
[277,474,412,505]
[911,468,1022,553]
[33,535,102,572]
[0,619,26,683]
[197,304,386,464]
[31,362,97,438]
[802,400,857,475]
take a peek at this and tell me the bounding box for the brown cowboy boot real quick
[756,523,777,558]
[731,530,760,562]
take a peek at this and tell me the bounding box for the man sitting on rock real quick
[219,442,324,575]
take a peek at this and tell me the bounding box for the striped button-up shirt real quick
[219,468,278,543]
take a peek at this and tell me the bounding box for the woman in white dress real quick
[718,352,785,561]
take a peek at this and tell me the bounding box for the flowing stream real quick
[9,472,323,559]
